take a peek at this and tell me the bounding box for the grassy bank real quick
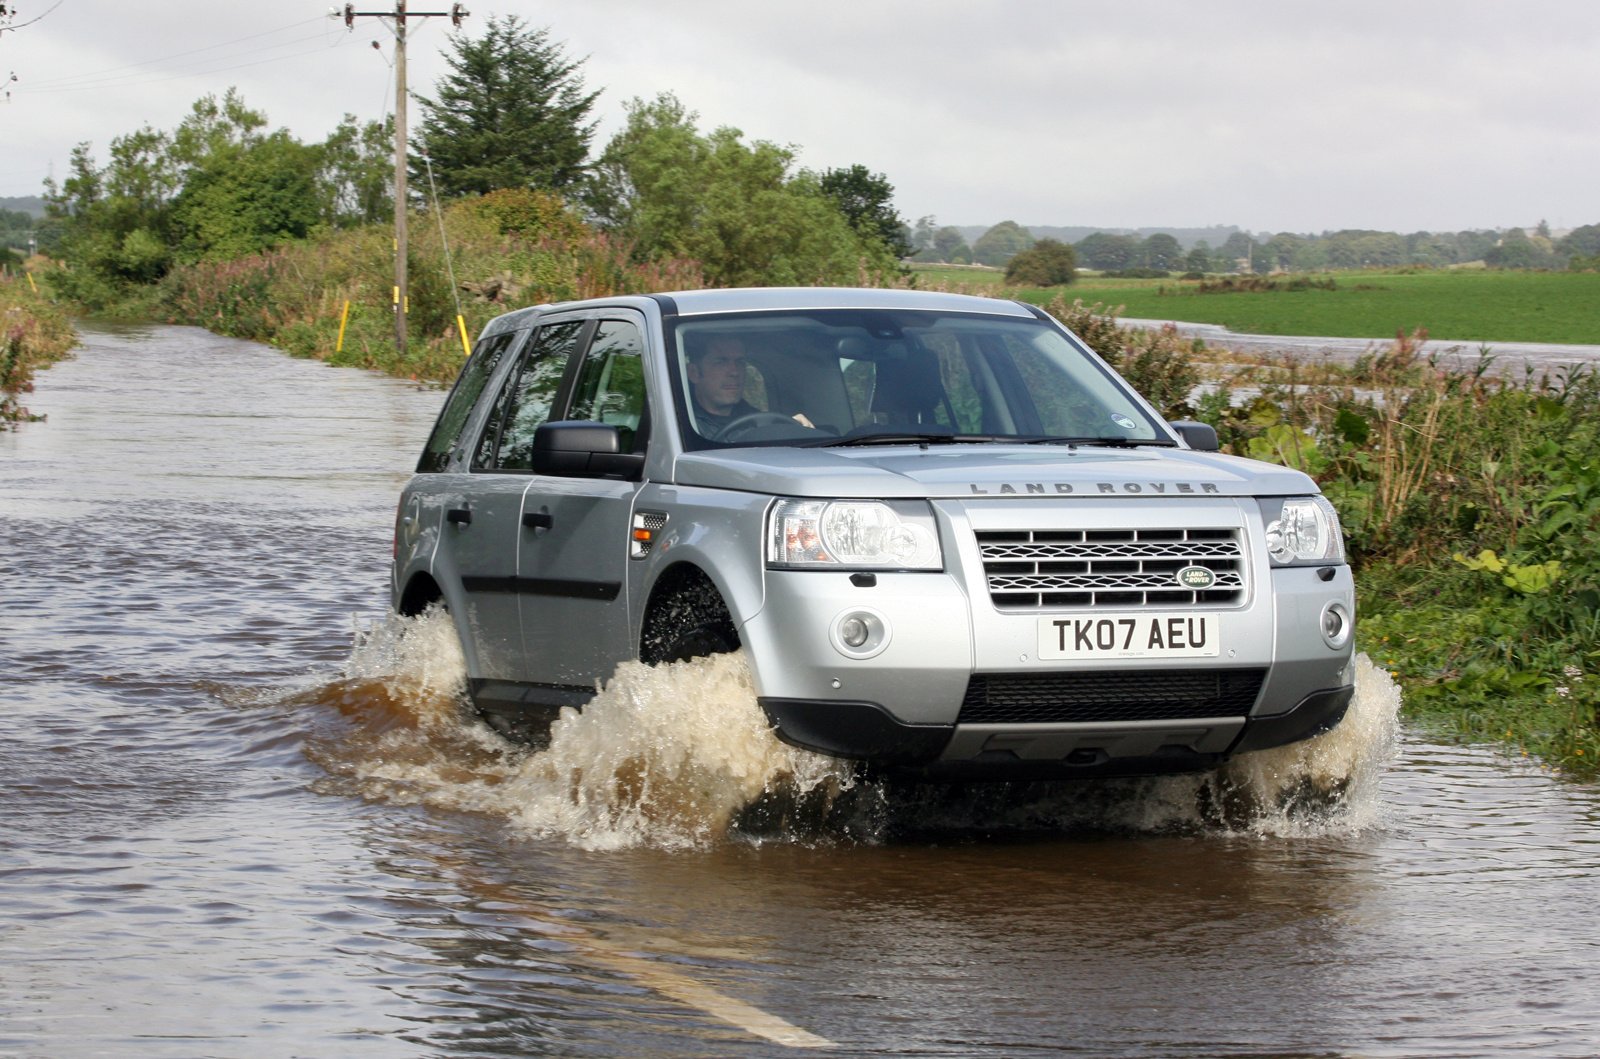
[152,189,705,383]
[1,270,77,427]
[915,265,1600,346]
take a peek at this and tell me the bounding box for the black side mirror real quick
[1170,420,1219,452]
[532,421,645,478]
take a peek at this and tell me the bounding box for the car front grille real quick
[958,668,1267,725]
[976,527,1247,609]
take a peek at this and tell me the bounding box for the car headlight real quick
[767,499,942,570]
[1264,495,1345,564]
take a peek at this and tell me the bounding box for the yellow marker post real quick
[456,315,471,358]
[336,300,351,354]
[26,272,38,294]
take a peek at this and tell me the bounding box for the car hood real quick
[670,443,1320,499]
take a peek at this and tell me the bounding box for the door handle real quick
[446,507,472,526]
[522,511,553,530]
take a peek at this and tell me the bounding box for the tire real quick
[641,578,739,666]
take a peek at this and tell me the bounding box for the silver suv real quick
[392,288,1355,779]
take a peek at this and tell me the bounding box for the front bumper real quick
[759,682,1354,780]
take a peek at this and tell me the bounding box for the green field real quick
[913,266,1600,346]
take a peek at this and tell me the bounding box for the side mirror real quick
[1170,420,1219,452]
[532,421,645,478]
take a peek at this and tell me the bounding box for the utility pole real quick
[339,2,468,356]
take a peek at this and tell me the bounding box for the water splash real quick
[304,608,852,850]
[302,609,1400,847]
[1199,653,1401,835]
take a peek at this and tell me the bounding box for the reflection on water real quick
[5,325,1600,1057]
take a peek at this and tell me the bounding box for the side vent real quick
[631,511,669,560]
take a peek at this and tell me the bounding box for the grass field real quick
[911,266,1600,346]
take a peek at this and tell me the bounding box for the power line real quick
[19,21,357,93]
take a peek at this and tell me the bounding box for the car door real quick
[448,318,589,690]
[515,313,651,697]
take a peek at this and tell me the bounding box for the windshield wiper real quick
[1023,436,1177,448]
[817,432,1004,448]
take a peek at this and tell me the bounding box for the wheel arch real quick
[397,571,445,617]
[638,560,742,664]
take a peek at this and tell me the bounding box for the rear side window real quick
[567,319,648,452]
[473,320,586,472]
[416,330,519,472]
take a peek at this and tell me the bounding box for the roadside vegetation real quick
[8,16,1597,777]
[0,272,75,427]
[1041,301,1600,775]
[159,188,706,381]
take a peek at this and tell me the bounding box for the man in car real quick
[685,335,813,438]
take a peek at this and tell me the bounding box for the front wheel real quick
[641,580,739,665]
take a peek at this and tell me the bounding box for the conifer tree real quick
[413,16,598,198]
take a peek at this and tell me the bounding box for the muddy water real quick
[3,324,1599,1057]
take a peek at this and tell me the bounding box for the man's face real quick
[688,339,747,415]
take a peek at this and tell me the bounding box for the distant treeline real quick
[910,219,1600,273]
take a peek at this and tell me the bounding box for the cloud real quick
[3,0,1596,233]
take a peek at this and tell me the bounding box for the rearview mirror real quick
[1170,420,1219,452]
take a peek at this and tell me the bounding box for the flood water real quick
[4,324,1599,1057]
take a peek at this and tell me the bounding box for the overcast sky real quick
[2,0,1595,234]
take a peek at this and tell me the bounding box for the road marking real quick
[433,862,835,1048]
[581,937,836,1049]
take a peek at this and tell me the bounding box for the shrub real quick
[1,273,76,427]
[1101,267,1171,279]
[1004,238,1077,287]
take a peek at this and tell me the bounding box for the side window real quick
[416,330,518,472]
[567,319,648,452]
[472,320,586,472]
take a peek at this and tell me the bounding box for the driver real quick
[686,336,813,438]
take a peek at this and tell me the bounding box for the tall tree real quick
[1138,233,1183,270]
[819,164,911,259]
[320,114,395,226]
[971,221,1033,267]
[42,89,345,293]
[1559,224,1600,259]
[43,131,180,289]
[1073,232,1138,271]
[585,93,896,288]
[413,16,598,198]
[171,131,323,261]
[1219,230,1258,271]
[932,226,971,263]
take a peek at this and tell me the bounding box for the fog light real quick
[1320,601,1352,649]
[830,608,890,659]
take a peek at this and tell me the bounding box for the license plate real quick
[1038,613,1221,659]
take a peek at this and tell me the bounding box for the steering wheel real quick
[715,411,806,442]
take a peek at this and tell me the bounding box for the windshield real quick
[668,308,1169,449]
